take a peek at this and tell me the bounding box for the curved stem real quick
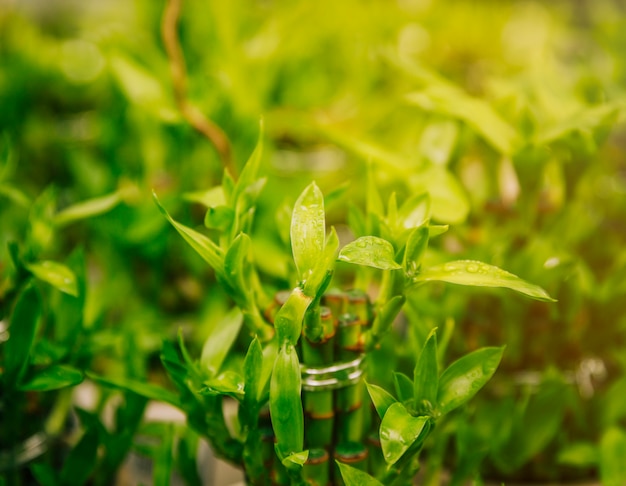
[161,0,237,179]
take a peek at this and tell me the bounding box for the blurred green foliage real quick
[2,0,626,483]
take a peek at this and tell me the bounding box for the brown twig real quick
[161,0,237,179]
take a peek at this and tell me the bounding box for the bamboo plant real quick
[90,126,554,485]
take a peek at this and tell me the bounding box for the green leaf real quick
[336,461,384,486]
[380,402,429,465]
[291,182,326,281]
[281,450,309,470]
[270,344,304,461]
[406,85,519,155]
[183,185,226,207]
[224,233,253,299]
[0,183,30,207]
[303,225,339,298]
[558,442,598,468]
[409,166,469,224]
[109,54,178,122]
[200,308,244,376]
[60,426,99,486]
[274,287,312,345]
[365,382,397,420]
[54,191,123,227]
[25,260,78,297]
[600,427,626,486]
[413,330,438,411]
[370,295,405,339]
[393,372,414,403]
[403,227,429,277]
[233,121,265,209]
[200,371,245,400]
[241,338,263,428]
[413,260,556,302]
[19,365,83,391]
[418,118,459,166]
[153,191,225,274]
[338,236,401,270]
[437,346,504,415]
[4,285,41,387]
[398,193,430,230]
[30,464,59,486]
[204,205,235,231]
[86,372,181,408]
[153,424,175,486]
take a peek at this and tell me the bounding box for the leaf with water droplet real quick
[338,236,401,270]
[337,461,384,486]
[412,260,556,302]
[291,182,325,280]
[437,346,504,415]
[380,402,430,465]
[25,260,78,296]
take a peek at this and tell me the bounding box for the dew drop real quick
[466,263,479,273]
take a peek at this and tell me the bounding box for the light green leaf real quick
[233,120,264,208]
[338,236,401,270]
[281,450,309,470]
[109,54,178,122]
[558,442,598,468]
[224,234,252,296]
[336,461,384,486]
[303,225,339,299]
[406,85,520,155]
[26,260,78,297]
[370,295,405,338]
[54,191,123,227]
[600,427,626,486]
[409,166,469,224]
[418,119,459,166]
[183,186,226,207]
[404,227,429,277]
[204,205,235,231]
[0,184,30,207]
[437,346,504,415]
[19,365,83,391]
[200,371,245,400]
[291,182,325,280]
[398,193,430,230]
[153,191,225,275]
[274,287,312,345]
[380,402,429,465]
[200,308,244,376]
[366,382,398,420]
[413,260,556,302]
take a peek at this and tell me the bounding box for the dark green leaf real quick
[437,346,504,415]
[270,344,304,461]
[413,260,556,302]
[393,372,414,403]
[380,402,429,465]
[153,424,175,486]
[365,382,397,420]
[60,426,99,486]
[242,337,263,427]
[224,234,252,297]
[200,308,244,376]
[4,285,41,387]
[338,236,401,270]
[291,182,326,280]
[25,261,78,297]
[30,464,59,486]
[19,365,83,391]
[86,371,181,408]
[413,330,438,410]
[336,461,384,486]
